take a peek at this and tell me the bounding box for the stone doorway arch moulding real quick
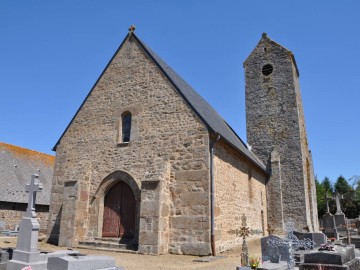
[91,170,141,245]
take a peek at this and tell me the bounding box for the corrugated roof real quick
[0,142,54,205]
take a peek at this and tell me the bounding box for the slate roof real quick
[53,32,266,172]
[0,143,55,205]
[134,34,266,172]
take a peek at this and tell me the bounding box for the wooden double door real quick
[102,181,136,239]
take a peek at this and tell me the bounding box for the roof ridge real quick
[0,142,54,157]
[0,142,55,167]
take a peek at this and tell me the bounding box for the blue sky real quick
[1,1,359,184]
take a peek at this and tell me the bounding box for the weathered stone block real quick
[172,216,209,230]
[180,242,211,256]
[176,170,208,181]
[140,201,160,217]
[139,231,159,245]
[179,192,208,206]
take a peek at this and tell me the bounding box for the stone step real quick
[77,244,138,254]
[93,237,136,245]
[78,240,138,252]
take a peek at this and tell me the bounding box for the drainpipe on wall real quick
[210,133,221,256]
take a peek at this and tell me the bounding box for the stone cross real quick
[332,192,344,215]
[325,192,331,213]
[267,220,315,270]
[25,174,43,218]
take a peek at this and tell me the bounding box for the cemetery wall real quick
[213,140,268,253]
[0,201,49,232]
[47,35,211,255]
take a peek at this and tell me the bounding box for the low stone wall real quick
[0,201,49,233]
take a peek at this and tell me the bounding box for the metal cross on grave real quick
[228,214,251,266]
[333,191,344,215]
[267,220,315,270]
[25,174,43,218]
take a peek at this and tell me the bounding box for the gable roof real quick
[244,33,299,77]
[53,31,266,173]
[0,142,54,205]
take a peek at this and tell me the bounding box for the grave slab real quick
[258,261,288,270]
[47,255,123,270]
[298,245,359,270]
[236,266,251,270]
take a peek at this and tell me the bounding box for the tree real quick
[334,175,359,218]
[334,175,352,194]
[315,176,326,218]
[322,177,333,193]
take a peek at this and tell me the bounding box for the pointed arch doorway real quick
[102,181,136,239]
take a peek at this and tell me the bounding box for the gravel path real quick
[0,237,262,270]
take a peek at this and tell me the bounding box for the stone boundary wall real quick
[0,201,49,233]
[213,140,268,253]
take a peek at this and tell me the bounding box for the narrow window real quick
[122,112,132,143]
[248,169,253,203]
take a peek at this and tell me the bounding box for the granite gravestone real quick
[6,174,48,270]
[261,236,289,262]
[293,231,326,248]
[266,221,315,270]
[322,193,339,239]
[5,173,125,270]
[47,255,124,270]
[333,192,347,227]
[299,245,360,270]
[0,250,10,270]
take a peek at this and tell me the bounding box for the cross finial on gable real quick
[129,25,136,33]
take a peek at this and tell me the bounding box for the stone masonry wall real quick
[47,34,211,255]
[0,201,49,233]
[213,140,268,253]
[244,35,318,232]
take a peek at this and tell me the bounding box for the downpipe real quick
[210,133,220,256]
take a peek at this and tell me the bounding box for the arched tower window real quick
[122,112,132,143]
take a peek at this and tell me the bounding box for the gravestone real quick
[6,174,48,270]
[299,245,360,270]
[0,250,10,270]
[4,173,125,270]
[322,193,339,239]
[261,236,290,262]
[333,192,347,229]
[293,231,326,248]
[266,221,315,270]
[47,255,124,270]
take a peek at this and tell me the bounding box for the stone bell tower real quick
[244,33,319,233]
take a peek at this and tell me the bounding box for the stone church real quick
[46,28,318,255]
